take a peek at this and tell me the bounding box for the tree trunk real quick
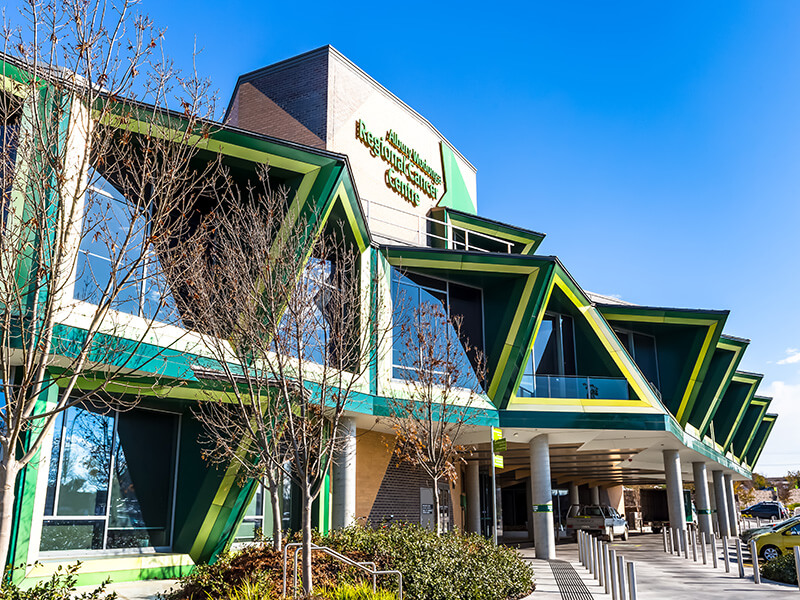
[268,480,282,552]
[432,480,441,536]
[0,459,20,572]
[301,490,314,595]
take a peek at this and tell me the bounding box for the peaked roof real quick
[596,303,728,425]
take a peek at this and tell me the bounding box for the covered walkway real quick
[520,532,798,599]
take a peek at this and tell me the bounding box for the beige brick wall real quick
[355,429,395,521]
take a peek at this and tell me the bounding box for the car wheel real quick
[761,545,781,561]
[652,526,662,534]
[622,527,629,541]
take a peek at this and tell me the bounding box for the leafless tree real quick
[178,172,388,594]
[386,299,487,535]
[0,0,219,569]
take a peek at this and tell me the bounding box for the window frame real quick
[390,269,485,386]
[40,403,182,558]
[612,327,661,390]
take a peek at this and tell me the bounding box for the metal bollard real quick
[662,527,668,552]
[609,548,619,600]
[722,536,730,573]
[617,554,627,600]
[750,540,760,584]
[673,527,681,556]
[691,527,698,562]
[700,532,707,565]
[793,547,800,591]
[735,538,745,578]
[591,535,598,578]
[598,537,605,586]
[603,542,612,595]
[683,529,690,559]
[579,531,585,566]
[580,531,585,567]
[585,532,590,568]
[665,527,672,553]
[627,561,637,600]
[711,534,718,569]
[589,534,595,575]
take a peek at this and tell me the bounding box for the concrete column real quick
[692,462,713,538]
[591,486,601,505]
[724,474,739,537]
[530,434,556,559]
[569,483,580,506]
[663,449,686,532]
[332,416,356,529]
[526,476,535,541]
[712,470,730,538]
[465,461,481,534]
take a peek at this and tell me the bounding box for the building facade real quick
[1,46,778,586]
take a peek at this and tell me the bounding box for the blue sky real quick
[18,1,800,475]
[122,0,800,476]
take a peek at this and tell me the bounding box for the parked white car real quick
[566,504,629,541]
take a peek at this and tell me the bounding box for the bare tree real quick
[386,299,487,535]
[177,172,387,594]
[0,0,219,569]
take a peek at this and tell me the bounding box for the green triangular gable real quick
[732,395,771,462]
[506,263,665,413]
[380,247,555,408]
[746,414,777,469]
[689,336,749,435]
[708,371,763,452]
[597,305,728,426]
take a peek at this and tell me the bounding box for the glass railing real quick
[517,374,630,400]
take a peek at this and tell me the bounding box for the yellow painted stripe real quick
[487,270,540,398]
[602,313,718,326]
[699,344,744,433]
[336,181,367,252]
[508,396,653,409]
[553,274,661,411]
[675,321,718,422]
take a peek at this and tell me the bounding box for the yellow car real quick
[755,520,800,561]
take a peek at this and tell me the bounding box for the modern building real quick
[1,46,777,586]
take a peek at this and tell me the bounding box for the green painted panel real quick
[438,143,475,214]
[747,416,777,468]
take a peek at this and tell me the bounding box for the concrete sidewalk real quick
[521,531,800,599]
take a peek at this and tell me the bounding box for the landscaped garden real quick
[162,523,535,600]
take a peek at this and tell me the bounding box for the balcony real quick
[517,374,630,400]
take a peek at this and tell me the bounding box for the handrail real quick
[282,542,403,599]
[363,196,513,254]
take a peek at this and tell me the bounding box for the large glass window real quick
[391,269,484,389]
[41,403,179,553]
[1,107,19,225]
[518,312,629,399]
[74,169,174,321]
[279,255,355,368]
[614,329,660,391]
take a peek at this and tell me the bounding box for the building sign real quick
[355,119,442,206]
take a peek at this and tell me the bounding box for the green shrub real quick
[322,523,535,600]
[761,553,797,584]
[316,581,396,600]
[0,562,117,600]
[216,576,275,600]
